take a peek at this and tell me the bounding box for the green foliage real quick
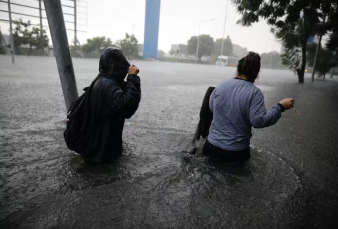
[306,43,318,66]
[260,51,282,69]
[137,44,143,53]
[275,19,307,50]
[0,45,6,54]
[307,42,332,77]
[326,27,338,70]
[316,51,332,77]
[281,48,301,71]
[232,0,336,83]
[187,36,198,56]
[187,34,214,60]
[115,33,139,59]
[82,36,113,53]
[158,50,165,59]
[213,35,233,56]
[0,30,6,54]
[327,33,338,52]
[12,19,49,56]
[12,19,30,48]
[31,27,49,50]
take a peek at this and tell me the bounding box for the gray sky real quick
[0,0,281,54]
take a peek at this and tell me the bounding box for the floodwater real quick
[1,56,338,228]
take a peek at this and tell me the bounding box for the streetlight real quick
[196,18,215,63]
[220,0,229,63]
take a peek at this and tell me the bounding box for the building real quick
[143,0,161,60]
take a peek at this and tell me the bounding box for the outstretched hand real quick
[279,98,295,110]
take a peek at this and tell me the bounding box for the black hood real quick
[99,47,130,82]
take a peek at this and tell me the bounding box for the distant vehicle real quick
[215,55,240,67]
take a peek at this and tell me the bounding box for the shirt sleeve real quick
[107,74,141,119]
[209,89,216,112]
[249,89,282,128]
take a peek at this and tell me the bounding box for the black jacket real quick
[81,73,141,162]
[189,86,215,154]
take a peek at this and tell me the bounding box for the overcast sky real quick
[0,0,282,54]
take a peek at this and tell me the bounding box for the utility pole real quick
[220,0,229,62]
[7,0,15,63]
[39,0,43,34]
[195,24,201,64]
[195,18,214,64]
[44,0,78,110]
[74,0,77,47]
[311,15,326,83]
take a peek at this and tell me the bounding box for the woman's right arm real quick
[249,89,283,128]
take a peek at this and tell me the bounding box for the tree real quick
[29,27,49,54]
[115,33,139,60]
[260,51,282,69]
[307,42,333,78]
[326,6,338,78]
[169,49,175,55]
[326,33,338,78]
[233,44,248,57]
[316,50,332,79]
[137,44,143,53]
[281,48,301,75]
[12,19,30,50]
[187,34,214,61]
[213,35,233,56]
[0,29,6,54]
[158,50,165,59]
[82,36,113,54]
[232,0,333,83]
[12,19,49,56]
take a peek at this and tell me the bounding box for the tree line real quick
[185,34,285,69]
[77,33,139,60]
[232,0,338,83]
[185,35,234,61]
[4,19,140,60]
[5,19,50,56]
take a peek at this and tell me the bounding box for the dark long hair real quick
[237,52,261,82]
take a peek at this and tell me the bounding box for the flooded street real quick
[1,56,338,228]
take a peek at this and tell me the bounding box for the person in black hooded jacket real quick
[81,47,141,163]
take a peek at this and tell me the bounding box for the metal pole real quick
[195,19,214,64]
[86,1,88,28]
[74,0,77,46]
[311,35,323,82]
[39,0,43,34]
[7,0,15,63]
[195,24,201,64]
[311,15,326,83]
[220,0,229,60]
[44,0,78,110]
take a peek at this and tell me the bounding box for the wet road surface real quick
[1,56,338,228]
